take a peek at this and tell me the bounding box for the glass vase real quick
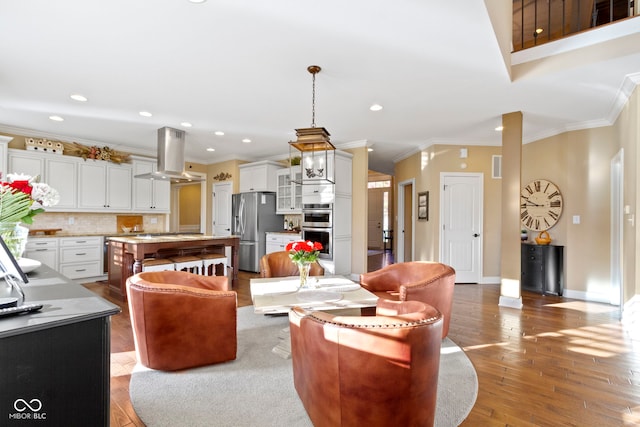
[0,222,29,260]
[298,262,311,290]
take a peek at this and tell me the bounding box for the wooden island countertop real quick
[106,234,239,301]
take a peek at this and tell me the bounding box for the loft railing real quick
[513,0,637,51]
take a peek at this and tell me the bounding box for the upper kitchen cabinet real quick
[44,156,77,210]
[8,149,44,178]
[0,138,9,177]
[132,158,170,212]
[239,161,283,193]
[276,168,302,214]
[78,161,132,211]
[8,149,77,210]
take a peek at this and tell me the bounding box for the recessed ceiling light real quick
[70,94,87,102]
[49,115,64,122]
[188,0,207,3]
[139,111,153,117]
[215,131,225,136]
[495,125,504,131]
[370,104,383,111]
[206,148,215,152]
[242,138,251,143]
[181,122,192,127]
[367,148,373,152]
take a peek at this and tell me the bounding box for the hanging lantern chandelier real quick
[289,65,335,184]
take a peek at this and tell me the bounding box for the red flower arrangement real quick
[286,240,323,264]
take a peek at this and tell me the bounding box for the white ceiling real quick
[1,1,640,175]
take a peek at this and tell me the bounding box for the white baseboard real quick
[480,276,500,284]
[562,288,611,303]
[498,295,523,309]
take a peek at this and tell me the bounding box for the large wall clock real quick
[520,179,563,231]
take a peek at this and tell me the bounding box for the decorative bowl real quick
[535,230,552,245]
[122,226,132,233]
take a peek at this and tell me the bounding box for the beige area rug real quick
[130,306,478,427]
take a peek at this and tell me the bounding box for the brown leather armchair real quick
[360,262,455,338]
[126,270,237,371]
[259,250,324,278]
[289,299,443,427]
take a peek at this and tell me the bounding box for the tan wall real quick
[393,88,639,304]
[346,147,368,274]
[178,184,201,226]
[395,144,503,276]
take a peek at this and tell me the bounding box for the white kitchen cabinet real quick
[8,149,78,210]
[132,159,170,212]
[276,168,302,214]
[239,161,282,193]
[78,161,132,211]
[0,139,8,179]
[45,156,78,210]
[24,238,59,271]
[8,150,44,178]
[58,236,102,279]
[265,232,301,254]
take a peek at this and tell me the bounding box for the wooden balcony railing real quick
[513,0,637,51]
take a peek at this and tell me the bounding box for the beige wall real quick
[346,147,368,274]
[393,86,639,304]
[178,184,201,226]
[395,144,503,276]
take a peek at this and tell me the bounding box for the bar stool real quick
[141,258,175,272]
[169,255,202,274]
[198,253,228,277]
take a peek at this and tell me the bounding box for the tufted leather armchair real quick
[289,299,443,427]
[360,262,455,338]
[259,250,324,278]
[126,270,237,371]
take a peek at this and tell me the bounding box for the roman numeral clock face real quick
[520,179,563,231]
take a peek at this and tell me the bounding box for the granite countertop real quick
[106,234,239,244]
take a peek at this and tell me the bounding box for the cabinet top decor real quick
[24,137,130,164]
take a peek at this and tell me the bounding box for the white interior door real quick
[368,189,384,249]
[440,173,483,283]
[213,182,233,237]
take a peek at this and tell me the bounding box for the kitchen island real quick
[106,234,240,300]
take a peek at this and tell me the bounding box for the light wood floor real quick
[84,255,640,427]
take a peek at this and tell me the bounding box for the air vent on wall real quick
[492,155,502,179]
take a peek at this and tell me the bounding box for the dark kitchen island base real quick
[107,235,240,301]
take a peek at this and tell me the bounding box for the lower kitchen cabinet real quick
[24,238,59,270]
[59,236,103,279]
[266,232,301,254]
[25,236,103,280]
[521,243,564,296]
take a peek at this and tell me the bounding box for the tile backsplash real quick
[28,212,167,235]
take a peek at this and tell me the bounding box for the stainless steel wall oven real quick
[301,203,332,259]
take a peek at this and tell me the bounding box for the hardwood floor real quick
[84,257,640,427]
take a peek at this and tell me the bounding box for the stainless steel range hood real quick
[134,127,203,183]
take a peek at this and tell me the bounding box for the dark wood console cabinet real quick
[521,243,564,296]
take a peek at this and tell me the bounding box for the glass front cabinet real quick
[276,168,302,214]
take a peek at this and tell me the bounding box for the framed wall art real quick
[418,191,429,220]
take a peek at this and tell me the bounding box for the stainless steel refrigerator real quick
[232,192,283,272]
